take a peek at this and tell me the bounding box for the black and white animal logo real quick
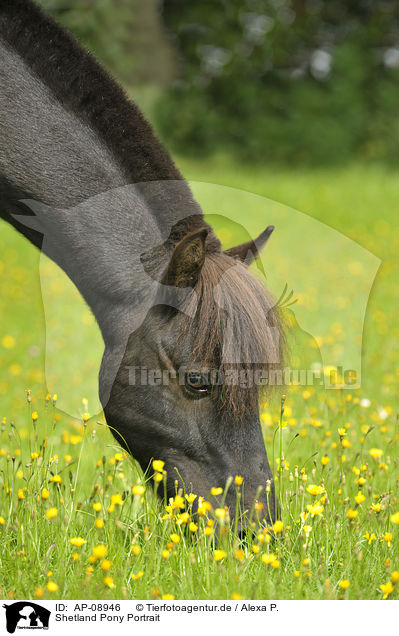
[3,602,50,633]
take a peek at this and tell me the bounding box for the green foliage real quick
[38,0,137,83]
[157,1,399,164]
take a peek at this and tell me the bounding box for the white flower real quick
[360,398,371,408]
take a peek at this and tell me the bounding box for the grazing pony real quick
[0,0,284,524]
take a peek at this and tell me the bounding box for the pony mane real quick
[180,253,285,419]
[0,0,179,185]
[0,0,221,242]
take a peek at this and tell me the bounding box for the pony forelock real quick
[177,252,285,419]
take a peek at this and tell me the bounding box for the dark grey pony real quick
[0,0,284,524]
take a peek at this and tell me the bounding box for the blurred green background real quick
[40,0,399,165]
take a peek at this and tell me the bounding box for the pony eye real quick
[185,372,210,396]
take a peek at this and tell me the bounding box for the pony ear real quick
[224,225,274,265]
[162,228,208,288]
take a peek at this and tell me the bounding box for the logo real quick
[3,603,50,634]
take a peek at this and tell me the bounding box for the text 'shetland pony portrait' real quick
[0,0,284,525]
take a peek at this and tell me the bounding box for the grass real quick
[0,159,398,600]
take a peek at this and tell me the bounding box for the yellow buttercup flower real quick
[70,537,86,547]
[189,522,198,533]
[382,532,392,547]
[213,550,227,562]
[369,448,383,459]
[198,500,212,516]
[45,507,58,519]
[231,593,243,600]
[131,570,144,581]
[177,512,190,524]
[210,487,223,496]
[390,511,399,524]
[306,484,324,496]
[170,533,180,544]
[347,509,358,520]
[111,493,124,505]
[235,475,243,485]
[185,493,197,504]
[363,531,377,545]
[2,335,15,349]
[41,488,50,500]
[131,544,141,556]
[103,576,115,589]
[273,520,284,533]
[306,501,324,517]
[255,501,264,513]
[339,580,350,590]
[162,594,175,600]
[152,460,164,472]
[92,544,107,559]
[262,553,278,565]
[93,502,102,512]
[379,581,394,599]
[100,560,112,572]
[49,475,62,484]
[170,495,185,509]
[46,581,59,592]
[355,492,366,505]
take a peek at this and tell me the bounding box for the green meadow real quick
[0,160,398,600]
